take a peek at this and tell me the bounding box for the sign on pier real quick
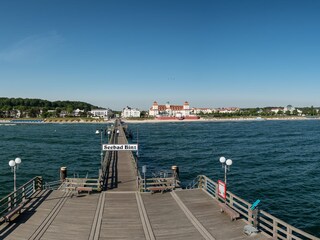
[103,144,138,151]
[218,180,226,199]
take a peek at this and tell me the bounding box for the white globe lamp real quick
[219,156,226,164]
[9,160,15,167]
[226,159,233,166]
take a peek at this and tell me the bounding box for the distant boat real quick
[256,117,265,120]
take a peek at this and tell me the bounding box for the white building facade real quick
[90,109,111,118]
[149,101,191,117]
[192,108,214,114]
[122,107,141,118]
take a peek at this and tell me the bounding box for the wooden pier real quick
[0,120,318,240]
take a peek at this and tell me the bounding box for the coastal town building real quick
[90,109,111,119]
[217,107,240,113]
[191,108,215,114]
[73,108,84,117]
[122,106,141,118]
[270,108,284,114]
[149,101,191,117]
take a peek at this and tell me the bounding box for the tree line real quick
[197,106,320,118]
[0,97,100,118]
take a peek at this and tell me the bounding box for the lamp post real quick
[219,156,232,185]
[9,157,22,192]
[107,130,111,143]
[96,129,104,164]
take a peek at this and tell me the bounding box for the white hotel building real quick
[149,101,191,117]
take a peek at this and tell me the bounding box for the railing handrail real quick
[60,177,100,190]
[193,175,319,240]
[0,176,42,220]
[0,176,42,201]
[43,180,62,190]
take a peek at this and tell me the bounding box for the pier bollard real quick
[60,167,67,181]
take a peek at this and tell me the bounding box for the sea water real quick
[0,120,319,236]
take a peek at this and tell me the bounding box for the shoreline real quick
[123,117,317,123]
[0,117,318,124]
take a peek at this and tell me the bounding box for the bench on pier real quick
[147,185,175,194]
[4,202,25,222]
[217,201,240,221]
[76,186,93,195]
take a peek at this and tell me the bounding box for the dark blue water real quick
[0,124,103,197]
[132,120,320,237]
[0,121,319,236]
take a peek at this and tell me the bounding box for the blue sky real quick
[1,0,320,110]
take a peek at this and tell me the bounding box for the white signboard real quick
[103,144,138,151]
[218,180,226,199]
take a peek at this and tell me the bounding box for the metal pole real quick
[144,172,146,192]
[224,165,227,205]
[14,165,17,192]
[100,131,103,165]
[224,164,227,185]
[13,165,17,206]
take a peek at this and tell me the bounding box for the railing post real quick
[198,176,202,189]
[253,208,258,228]
[33,179,36,193]
[287,227,292,240]
[22,186,26,202]
[273,219,278,238]
[214,183,219,200]
[8,196,12,211]
[204,176,208,190]
[38,176,43,190]
[229,193,234,207]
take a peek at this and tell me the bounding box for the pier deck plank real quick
[141,192,205,240]
[99,192,145,239]
[0,190,65,240]
[40,193,100,240]
[111,126,137,192]
[174,189,269,240]
[0,188,276,240]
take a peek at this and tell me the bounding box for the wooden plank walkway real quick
[112,125,137,192]
[99,192,145,239]
[102,123,137,191]
[141,191,206,240]
[0,189,270,239]
[174,189,268,240]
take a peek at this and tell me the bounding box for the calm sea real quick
[0,120,319,236]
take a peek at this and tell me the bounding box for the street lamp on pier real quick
[9,157,22,192]
[219,156,232,185]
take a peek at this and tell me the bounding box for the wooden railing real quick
[60,178,100,191]
[0,176,42,220]
[99,122,117,190]
[43,180,62,190]
[139,177,180,192]
[195,175,319,240]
